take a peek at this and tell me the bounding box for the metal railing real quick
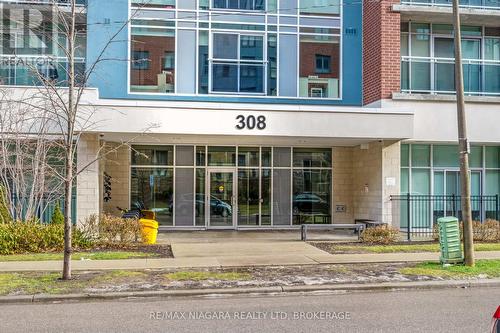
[401,57,500,96]
[390,194,499,240]
[0,0,86,6]
[401,0,500,10]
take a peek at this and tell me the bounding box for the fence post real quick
[407,193,411,241]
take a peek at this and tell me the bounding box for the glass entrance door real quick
[208,170,236,228]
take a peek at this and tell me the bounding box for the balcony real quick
[0,0,86,5]
[401,56,500,96]
[394,0,500,26]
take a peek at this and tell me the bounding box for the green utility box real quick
[437,217,464,265]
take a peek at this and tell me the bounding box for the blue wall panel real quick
[87,0,363,106]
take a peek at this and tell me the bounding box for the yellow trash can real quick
[139,219,159,245]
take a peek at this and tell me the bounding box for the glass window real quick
[486,146,500,168]
[213,34,238,59]
[293,148,332,168]
[196,146,206,166]
[299,35,340,98]
[411,144,430,167]
[401,144,409,167]
[261,168,271,225]
[198,31,209,94]
[433,145,459,167]
[292,170,331,225]
[175,168,195,226]
[267,34,277,96]
[261,147,272,167]
[411,169,430,194]
[130,168,173,225]
[213,0,265,10]
[273,147,291,167]
[238,169,260,226]
[485,38,500,61]
[132,146,174,166]
[401,34,409,57]
[411,34,430,57]
[238,147,260,167]
[176,146,194,166]
[410,62,431,91]
[273,169,291,225]
[212,34,265,94]
[300,0,340,16]
[130,26,175,93]
[195,169,206,226]
[470,146,483,168]
[208,147,236,166]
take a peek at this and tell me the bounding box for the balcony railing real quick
[401,0,500,10]
[401,56,500,96]
[0,55,86,87]
[0,0,86,6]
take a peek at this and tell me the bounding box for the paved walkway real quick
[1,251,499,272]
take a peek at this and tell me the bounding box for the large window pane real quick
[411,144,430,167]
[273,169,291,225]
[195,169,206,226]
[401,144,410,167]
[238,147,259,167]
[130,27,175,93]
[238,169,260,226]
[411,169,430,195]
[213,0,264,10]
[175,168,194,226]
[486,146,500,168]
[299,35,340,98]
[261,169,271,225]
[131,146,174,166]
[433,145,459,168]
[240,36,263,60]
[213,34,238,59]
[300,0,340,16]
[410,62,430,91]
[212,64,238,92]
[267,34,277,96]
[411,34,430,57]
[208,147,236,166]
[176,146,194,166]
[273,147,291,167]
[198,31,209,94]
[240,64,264,93]
[292,170,331,225]
[130,168,173,225]
[293,148,332,168]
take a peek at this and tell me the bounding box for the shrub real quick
[360,225,400,245]
[470,220,500,242]
[0,221,93,255]
[0,186,11,224]
[50,205,64,225]
[81,214,141,246]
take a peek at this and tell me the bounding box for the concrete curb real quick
[1,279,499,305]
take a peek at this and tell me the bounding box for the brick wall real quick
[363,0,401,105]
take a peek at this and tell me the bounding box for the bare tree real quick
[0,0,157,279]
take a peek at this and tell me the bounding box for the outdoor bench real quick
[300,224,365,241]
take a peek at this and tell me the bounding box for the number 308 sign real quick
[235,115,267,130]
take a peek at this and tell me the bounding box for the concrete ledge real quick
[1,279,499,304]
[392,4,500,26]
[392,92,500,104]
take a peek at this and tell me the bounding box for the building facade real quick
[1,0,499,230]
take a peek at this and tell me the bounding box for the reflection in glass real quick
[208,147,236,166]
[299,35,340,98]
[130,26,175,93]
[209,172,234,227]
[261,169,272,225]
[238,169,260,226]
[238,147,259,167]
[196,169,206,226]
[130,168,173,225]
[292,170,331,225]
[293,148,332,168]
[131,146,174,166]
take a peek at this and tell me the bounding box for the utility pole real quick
[452,0,475,266]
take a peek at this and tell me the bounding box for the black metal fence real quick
[390,194,499,241]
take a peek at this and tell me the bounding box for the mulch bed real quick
[310,241,440,254]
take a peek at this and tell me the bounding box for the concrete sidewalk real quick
[1,251,499,272]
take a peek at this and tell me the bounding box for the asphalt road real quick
[1,287,498,333]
